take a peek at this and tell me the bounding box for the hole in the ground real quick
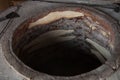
[25,41,102,76]
[13,32,103,76]
[12,10,114,76]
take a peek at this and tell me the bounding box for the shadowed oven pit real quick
[12,9,114,76]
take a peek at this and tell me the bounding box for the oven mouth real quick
[11,9,114,77]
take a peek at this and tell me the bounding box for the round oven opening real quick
[12,10,114,77]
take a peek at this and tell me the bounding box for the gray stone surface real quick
[0,44,27,80]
